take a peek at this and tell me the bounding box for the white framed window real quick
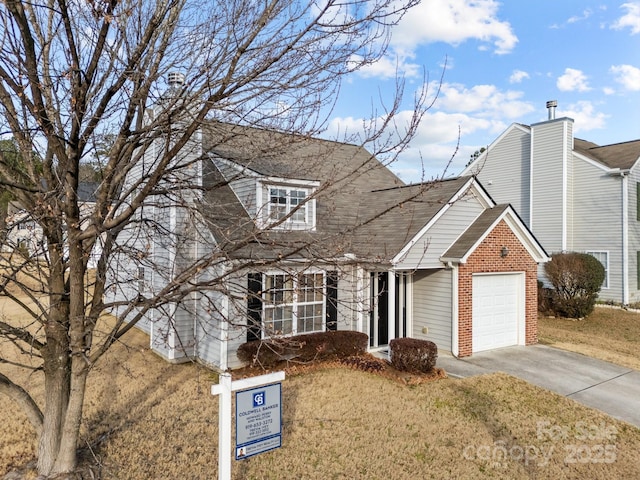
[586,251,609,289]
[262,271,325,337]
[257,179,318,230]
[268,187,308,224]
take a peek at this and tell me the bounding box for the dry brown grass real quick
[538,306,640,370]
[3,300,640,479]
[2,330,640,479]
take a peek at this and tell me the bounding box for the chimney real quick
[546,100,557,120]
[167,72,185,89]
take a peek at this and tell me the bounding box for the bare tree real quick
[0,0,433,476]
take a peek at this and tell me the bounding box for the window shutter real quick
[326,271,338,331]
[247,273,262,342]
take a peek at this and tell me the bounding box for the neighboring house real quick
[462,101,640,305]
[107,120,548,370]
[4,182,102,267]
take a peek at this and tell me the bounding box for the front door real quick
[369,272,412,348]
[369,272,389,348]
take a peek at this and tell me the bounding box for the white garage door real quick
[472,273,523,353]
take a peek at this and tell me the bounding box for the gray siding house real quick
[463,102,640,305]
[107,121,548,370]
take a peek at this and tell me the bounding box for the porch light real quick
[500,246,509,258]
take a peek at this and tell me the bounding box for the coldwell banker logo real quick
[253,391,265,408]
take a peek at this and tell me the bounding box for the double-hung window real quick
[263,272,325,337]
[268,187,307,224]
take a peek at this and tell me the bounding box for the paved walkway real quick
[437,345,640,428]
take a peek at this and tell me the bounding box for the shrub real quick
[389,337,438,373]
[537,280,554,315]
[544,252,605,318]
[237,330,368,368]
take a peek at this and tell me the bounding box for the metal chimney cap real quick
[546,100,558,120]
[167,72,185,87]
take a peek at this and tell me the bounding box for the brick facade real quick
[457,220,538,357]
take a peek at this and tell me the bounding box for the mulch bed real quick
[232,353,447,386]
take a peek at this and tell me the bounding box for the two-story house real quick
[106,116,548,369]
[463,101,640,305]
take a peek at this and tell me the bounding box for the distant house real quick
[462,101,640,305]
[107,119,548,370]
[4,182,102,267]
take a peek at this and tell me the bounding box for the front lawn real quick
[2,326,640,479]
[538,306,640,370]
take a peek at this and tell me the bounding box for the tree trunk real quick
[37,350,71,475]
[51,357,89,475]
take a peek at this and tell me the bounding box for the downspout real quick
[168,204,177,359]
[529,129,535,230]
[192,222,199,359]
[622,173,629,304]
[356,266,364,333]
[450,263,459,357]
[220,288,229,371]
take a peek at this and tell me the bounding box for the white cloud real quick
[558,101,608,132]
[391,0,518,55]
[434,83,535,119]
[568,9,593,24]
[326,81,533,182]
[603,86,616,95]
[557,68,591,92]
[349,53,421,79]
[610,64,640,91]
[509,70,530,84]
[611,2,640,34]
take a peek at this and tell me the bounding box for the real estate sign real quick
[235,382,282,459]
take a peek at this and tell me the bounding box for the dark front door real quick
[370,272,389,347]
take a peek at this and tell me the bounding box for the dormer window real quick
[269,187,307,223]
[258,179,318,230]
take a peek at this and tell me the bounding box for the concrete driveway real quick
[437,344,640,428]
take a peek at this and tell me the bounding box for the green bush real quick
[544,252,605,318]
[389,337,438,373]
[237,330,368,368]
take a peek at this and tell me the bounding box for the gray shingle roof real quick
[350,177,473,260]
[199,122,476,263]
[441,204,510,260]
[574,138,640,170]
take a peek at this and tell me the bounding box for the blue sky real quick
[327,0,640,182]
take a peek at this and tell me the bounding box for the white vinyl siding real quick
[412,269,452,351]
[573,157,623,302]
[628,170,640,302]
[473,126,531,224]
[212,158,257,217]
[530,119,573,253]
[395,191,486,269]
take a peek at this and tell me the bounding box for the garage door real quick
[472,273,522,352]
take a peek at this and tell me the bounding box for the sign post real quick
[211,371,285,480]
